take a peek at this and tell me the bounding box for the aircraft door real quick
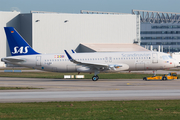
[36,56,41,66]
[105,57,108,63]
[109,57,112,62]
[152,53,158,63]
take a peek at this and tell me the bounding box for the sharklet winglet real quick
[64,50,73,61]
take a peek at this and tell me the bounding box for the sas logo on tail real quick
[12,46,29,54]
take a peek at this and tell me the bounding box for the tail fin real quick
[4,27,39,56]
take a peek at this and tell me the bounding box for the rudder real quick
[4,27,39,56]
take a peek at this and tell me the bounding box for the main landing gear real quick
[92,70,99,81]
[92,75,99,81]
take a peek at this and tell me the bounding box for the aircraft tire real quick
[163,77,167,80]
[92,76,99,81]
[95,75,99,79]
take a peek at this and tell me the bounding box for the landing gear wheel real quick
[95,75,99,80]
[163,77,167,80]
[92,75,99,81]
[143,77,147,81]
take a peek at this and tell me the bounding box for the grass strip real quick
[0,72,173,79]
[0,100,180,119]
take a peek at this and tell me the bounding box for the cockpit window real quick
[162,56,168,60]
[162,55,172,60]
[168,56,172,59]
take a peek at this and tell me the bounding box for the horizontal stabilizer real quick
[1,58,25,62]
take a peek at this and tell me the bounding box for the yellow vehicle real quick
[143,72,178,81]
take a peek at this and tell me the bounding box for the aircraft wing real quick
[1,58,26,62]
[64,50,126,71]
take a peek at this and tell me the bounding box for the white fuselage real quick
[2,51,178,73]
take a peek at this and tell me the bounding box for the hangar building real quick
[0,10,141,67]
[133,10,180,53]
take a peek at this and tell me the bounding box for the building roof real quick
[75,43,149,53]
[132,9,180,24]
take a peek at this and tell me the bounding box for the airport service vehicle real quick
[143,72,178,81]
[1,27,180,81]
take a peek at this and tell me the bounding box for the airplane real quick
[1,27,180,81]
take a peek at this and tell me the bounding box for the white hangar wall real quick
[0,11,20,67]
[32,13,138,53]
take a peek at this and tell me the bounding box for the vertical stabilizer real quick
[4,27,39,56]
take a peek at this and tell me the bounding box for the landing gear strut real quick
[153,70,157,76]
[92,75,99,81]
[92,70,99,81]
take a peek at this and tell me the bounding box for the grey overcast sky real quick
[0,0,180,14]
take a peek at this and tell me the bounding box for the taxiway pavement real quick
[0,77,180,102]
